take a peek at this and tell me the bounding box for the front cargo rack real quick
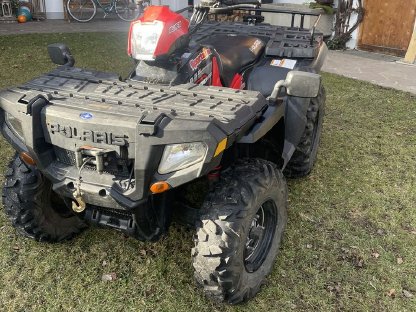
[10,66,267,137]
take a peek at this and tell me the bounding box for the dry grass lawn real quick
[0,33,415,311]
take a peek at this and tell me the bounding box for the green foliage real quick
[0,33,415,312]
[10,0,19,12]
[309,2,335,15]
[327,36,349,50]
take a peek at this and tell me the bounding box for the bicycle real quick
[66,0,150,22]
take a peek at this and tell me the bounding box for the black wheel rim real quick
[244,199,278,273]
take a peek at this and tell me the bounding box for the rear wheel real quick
[284,86,326,178]
[115,0,143,22]
[66,0,97,23]
[2,154,87,242]
[192,158,288,304]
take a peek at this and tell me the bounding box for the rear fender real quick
[310,42,328,72]
[282,95,310,168]
[280,43,328,167]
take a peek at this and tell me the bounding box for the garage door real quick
[358,0,416,56]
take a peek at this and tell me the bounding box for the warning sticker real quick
[270,59,297,69]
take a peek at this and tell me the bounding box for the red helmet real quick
[128,6,190,61]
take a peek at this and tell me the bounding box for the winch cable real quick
[75,156,95,198]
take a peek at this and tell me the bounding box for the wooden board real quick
[358,0,416,56]
[404,24,416,63]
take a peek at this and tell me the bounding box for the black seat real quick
[201,35,266,86]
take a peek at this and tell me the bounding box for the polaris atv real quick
[0,0,327,304]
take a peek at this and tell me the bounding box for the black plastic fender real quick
[237,95,310,168]
[281,95,310,168]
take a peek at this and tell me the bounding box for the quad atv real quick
[0,0,327,304]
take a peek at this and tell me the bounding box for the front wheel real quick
[192,159,288,304]
[67,0,97,23]
[115,0,144,22]
[2,154,87,242]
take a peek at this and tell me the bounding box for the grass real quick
[0,33,415,312]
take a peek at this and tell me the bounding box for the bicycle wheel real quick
[115,0,143,22]
[67,0,97,22]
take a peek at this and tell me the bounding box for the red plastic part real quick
[195,73,209,84]
[128,6,189,59]
[229,73,243,89]
[208,165,222,180]
[211,56,223,87]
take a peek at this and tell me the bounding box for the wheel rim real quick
[244,199,278,273]
[116,0,142,21]
[67,0,96,22]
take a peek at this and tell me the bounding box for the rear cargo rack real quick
[192,21,322,59]
[227,7,320,29]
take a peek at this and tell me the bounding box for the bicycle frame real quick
[93,0,117,14]
[67,0,145,22]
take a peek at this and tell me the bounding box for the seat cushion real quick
[200,34,265,86]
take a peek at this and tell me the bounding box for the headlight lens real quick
[130,21,164,60]
[158,142,208,174]
[5,113,24,143]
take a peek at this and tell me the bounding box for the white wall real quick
[45,0,64,19]
[345,0,360,49]
[159,0,188,11]
[46,0,187,20]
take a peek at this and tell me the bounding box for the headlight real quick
[158,142,208,174]
[129,21,164,61]
[5,113,24,143]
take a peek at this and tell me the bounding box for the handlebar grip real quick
[223,0,260,5]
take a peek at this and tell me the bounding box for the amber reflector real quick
[150,181,170,194]
[214,137,228,157]
[20,152,36,166]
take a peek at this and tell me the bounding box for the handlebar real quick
[209,4,258,14]
[222,0,260,5]
[190,0,260,31]
[199,0,260,12]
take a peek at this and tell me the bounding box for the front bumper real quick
[0,94,222,210]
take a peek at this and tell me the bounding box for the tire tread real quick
[193,158,287,304]
[2,155,87,243]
